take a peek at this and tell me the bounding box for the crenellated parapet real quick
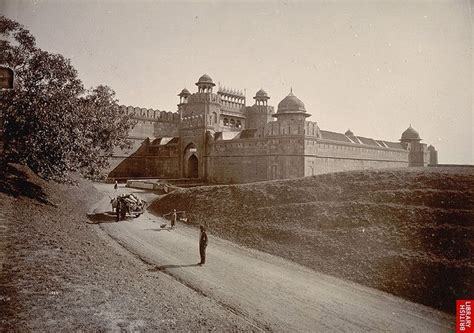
[118,105,179,123]
[264,120,307,137]
[305,121,321,137]
[180,114,204,129]
[187,93,221,104]
[246,105,275,114]
[218,85,246,114]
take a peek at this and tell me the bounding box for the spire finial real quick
[291,87,293,93]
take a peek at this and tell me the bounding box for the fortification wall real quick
[108,139,180,179]
[304,138,409,176]
[208,155,269,183]
[267,155,305,180]
[245,105,274,129]
[408,142,430,167]
[119,105,179,139]
[265,121,307,136]
[207,136,306,183]
[305,139,408,161]
[154,122,179,137]
[208,138,268,183]
[106,138,146,174]
[305,121,320,137]
[305,156,408,176]
[107,106,180,178]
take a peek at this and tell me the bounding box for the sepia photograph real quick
[0,0,473,332]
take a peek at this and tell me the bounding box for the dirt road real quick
[94,184,453,332]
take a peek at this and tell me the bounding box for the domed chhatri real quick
[178,88,191,96]
[253,89,270,106]
[400,125,421,142]
[345,129,354,136]
[196,73,215,86]
[276,90,308,116]
[254,89,269,99]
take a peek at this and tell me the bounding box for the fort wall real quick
[208,138,268,183]
[108,106,180,178]
[245,105,274,130]
[407,142,430,167]
[304,138,408,176]
[108,139,180,179]
[106,75,438,182]
[207,135,306,183]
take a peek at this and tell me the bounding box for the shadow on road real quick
[149,264,200,272]
[86,212,118,224]
[145,227,172,232]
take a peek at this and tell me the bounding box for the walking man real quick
[199,225,208,266]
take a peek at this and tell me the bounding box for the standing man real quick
[114,180,118,192]
[171,209,177,229]
[199,225,208,266]
[115,197,122,222]
[163,209,184,229]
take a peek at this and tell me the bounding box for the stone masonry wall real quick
[108,140,180,179]
[208,138,269,183]
[304,138,409,176]
[107,106,180,178]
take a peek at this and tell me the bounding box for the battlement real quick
[118,105,179,123]
[247,105,275,114]
[187,93,221,104]
[180,114,204,128]
[305,121,320,137]
[218,85,246,112]
[217,85,245,98]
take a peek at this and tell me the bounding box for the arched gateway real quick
[184,143,199,178]
[187,154,198,178]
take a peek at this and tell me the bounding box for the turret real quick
[273,90,310,122]
[195,74,215,93]
[178,88,191,105]
[254,89,270,106]
[400,125,428,167]
[428,145,438,165]
[245,89,274,129]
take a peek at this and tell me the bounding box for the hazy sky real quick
[2,0,473,164]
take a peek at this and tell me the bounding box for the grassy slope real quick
[0,164,255,331]
[151,167,474,314]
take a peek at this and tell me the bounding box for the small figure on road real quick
[199,225,208,266]
[115,197,122,222]
[114,180,118,192]
[171,209,177,228]
[164,209,183,229]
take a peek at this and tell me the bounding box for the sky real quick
[1,0,473,164]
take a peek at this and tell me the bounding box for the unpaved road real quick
[93,184,454,332]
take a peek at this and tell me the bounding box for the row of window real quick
[311,143,404,155]
[223,118,242,128]
[211,140,405,157]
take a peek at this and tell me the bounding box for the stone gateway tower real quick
[107,74,438,183]
[178,74,221,180]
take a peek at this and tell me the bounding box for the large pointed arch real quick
[183,142,199,178]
